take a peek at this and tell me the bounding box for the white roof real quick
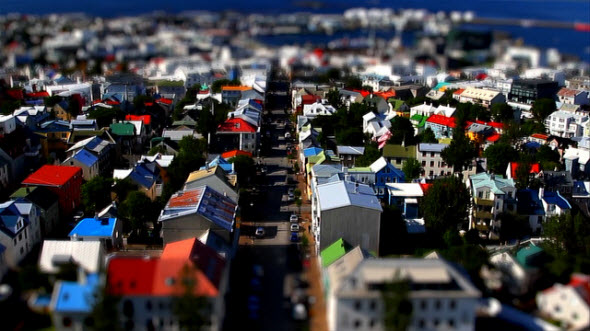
[563,147,590,165]
[113,169,133,180]
[140,153,174,168]
[39,240,102,274]
[317,180,382,212]
[461,87,501,101]
[386,183,424,197]
[369,157,388,173]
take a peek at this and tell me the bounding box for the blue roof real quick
[200,156,235,174]
[0,201,29,238]
[53,273,99,313]
[128,163,158,189]
[542,191,571,210]
[72,148,98,168]
[69,217,117,238]
[304,147,324,157]
[516,189,545,216]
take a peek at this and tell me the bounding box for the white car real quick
[255,227,265,238]
[285,132,291,139]
[290,214,298,223]
[290,223,300,232]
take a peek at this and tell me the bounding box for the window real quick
[422,161,426,167]
[353,320,361,328]
[431,152,435,157]
[420,300,427,310]
[146,301,152,311]
[430,161,434,167]
[435,300,441,310]
[448,319,455,327]
[62,317,72,327]
[354,301,361,311]
[422,152,427,157]
[20,247,24,255]
[449,300,456,310]
[369,300,376,311]
[369,319,376,328]
[433,319,440,327]
[418,319,425,329]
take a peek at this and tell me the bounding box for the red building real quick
[22,165,83,216]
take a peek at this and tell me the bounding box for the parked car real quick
[290,214,298,223]
[255,227,265,238]
[288,187,295,200]
[290,223,300,232]
[292,303,307,321]
[290,232,299,242]
[285,132,291,139]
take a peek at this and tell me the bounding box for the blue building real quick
[370,157,405,198]
[69,217,122,249]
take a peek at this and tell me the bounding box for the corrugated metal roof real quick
[317,180,382,212]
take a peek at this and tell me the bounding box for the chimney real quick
[354,182,359,193]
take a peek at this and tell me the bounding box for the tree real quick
[172,264,210,331]
[132,94,153,110]
[344,76,363,90]
[81,176,114,215]
[44,95,62,107]
[441,135,478,173]
[356,142,381,167]
[90,288,121,331]
[402,158,422,182]
[336,127,365,146]
[389,116,415,145]
[381,273,413,331]
[231,154,256,187]
[326,88,342,109]
[531,98,556,121]
[490,103,514,122]
[119,191,157,234]
[88,106,122,128]
[421,177,470,233]
[498,212,531,243]
[536,145,561,171]
[416,127,437,144]
[361,85,374,93]
[112,177,137,203]
[483,143,519,174]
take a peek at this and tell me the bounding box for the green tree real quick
[112,177,137,202]
[402,158,422,182]
[389,116,415,145]
[441,135,478,173]
[483,143,519,174]
[172,264,210,331]
[531,98,556,121]
[230,154,256,188]
[44,95,62,107]
[490,103,514,122]
[210,78,240,93]
[416,127,437,144]
[356,141,381,167]
[132,95,154,110]
[361,85,374,93]
[381,273,413,331]
[119,191,157,234]
[498,212,531,243]
[344,76,363,90]
[326,88,342,109]
[336,127,365,146]
[90,288,121,331]
[82,176,114,214]
[421,177,470,233]
[87,106,123,128]
[536,145,561,171]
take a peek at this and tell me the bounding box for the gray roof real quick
[317,180,382,212]
[337,146,365,156]
[418,143,448,153]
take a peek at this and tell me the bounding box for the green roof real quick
[470,173,515,195]
[308,151,326,165]
[390,99,405,110]
[410,114,427,128]
[347,167,371,173]
[320,238,352,267]
[155,80,184,87]
[382,144,416,158]
[110,122,135,136]
[516,245,544,269]
[11,186,38,198]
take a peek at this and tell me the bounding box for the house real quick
[563,147,590,178]
[104,73,145,103]
[62,148,99,181]
[221,149,253,161]
[303,101,337,119]
[383,144,417,169]
[515,189,545,234]
[0,114,17,135]
[546,111,588,138]
[0,199,42,267]
[328,258,480,331]
[363,94,391,115]
[362,112,391,141]
[22,165,83,217]
[10,186,59,236]
[158,186,238,246]
[110,121,143,154]
[34,120,72,160]
[490,242,546,296]
[417,143,453,178]
[370,157,405,198]
[337,146,365,168]
[386,183,425,218]
[540,171,574,197]
[50,273,100,331]
[537,274,590,331]
[505,162,541,180]
[161,126,202,141]
[424,114,456,139]
[468,173,517,239]
[539,188,571,218]
[106,237,229,331]
[313,179,382,255]
[221,85,252,106]
[509,79,559,105]
[66,136,115,177]
[0,127,42,189]
[68,217,123,250]
[184,165,239,203]
[557,88,589,105]
[114,161,161,201]
[39,240,103,274]
[215,118,258,154]
[458,87,506,108]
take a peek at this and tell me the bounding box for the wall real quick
[320,206,381,255]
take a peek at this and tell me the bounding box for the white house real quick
[39,240,104,274]
[0,114,17,135]
[0,199,42,267]
[557,88,589,106]
[362,112,391,140]
[459,87,506,108]
[546,111,588,138]
[303,101,337,119]
[536,274,590,331]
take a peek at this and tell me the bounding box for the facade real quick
[383,144,417,169]
[114,161,161,201]
[159,186,237,246]
[546,111,588,138]
[215,118,259,154]
[68,217,123,250]
[313,180,382,255]
[329,258,481,331]
[336,146,365,168]
[416,143,453,178]
[557,88,589,105]
[63,148,100,181]
[536,274,590,331]
[370,157,405,198]
[509,79,559,105]
[10,186,59,236]
[458,87,506,108]
[424,115,456,139]
[563,147,590,179]
[50,273,100,331]
[0,199,42,267]
[468,173,517,239]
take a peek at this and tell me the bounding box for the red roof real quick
[374,90,396,100]
[125,114,151,125]
[168,188,203,208]
[221,150,253,159]
[301,95,322,105]
[531,133,548,140]
[26,91,50,98]
[453,88,465,95]
[6,89,24,100]
[474,120,504,130]
[144,102,154,107]
[426,114,456,128]
[419,183,432,194]
[350,89,371,98]
[105,99,120,105]
[475,73,488,80]
[22,165,82,187]
[217,118,257,133]
[107,257,158,296]
[486,133,501,143]
[557,87,580,98]
[509,162,540,178]
[156,98,173,105]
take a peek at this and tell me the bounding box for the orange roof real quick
[426,114,456,128]
[350,89,371,98]
[107,257,159,296]
[217,118,257,133]
[531,133,548,140]
[453,88,465,95]
[156,98,173,105]
[222,86,252,91]
[374,90,396,100]
[167,188,203,208]
[486,133,501,143]
[221,150,253,159]
[22,165,82,187]
[125,114,151,125]
[509,162,540,178]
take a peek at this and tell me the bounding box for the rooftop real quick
[22,165,81,187]
[68,217,117,238]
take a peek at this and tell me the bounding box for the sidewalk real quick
[296,173,328,331]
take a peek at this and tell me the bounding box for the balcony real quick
[475,210,493,219]
[474,198,493,206]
